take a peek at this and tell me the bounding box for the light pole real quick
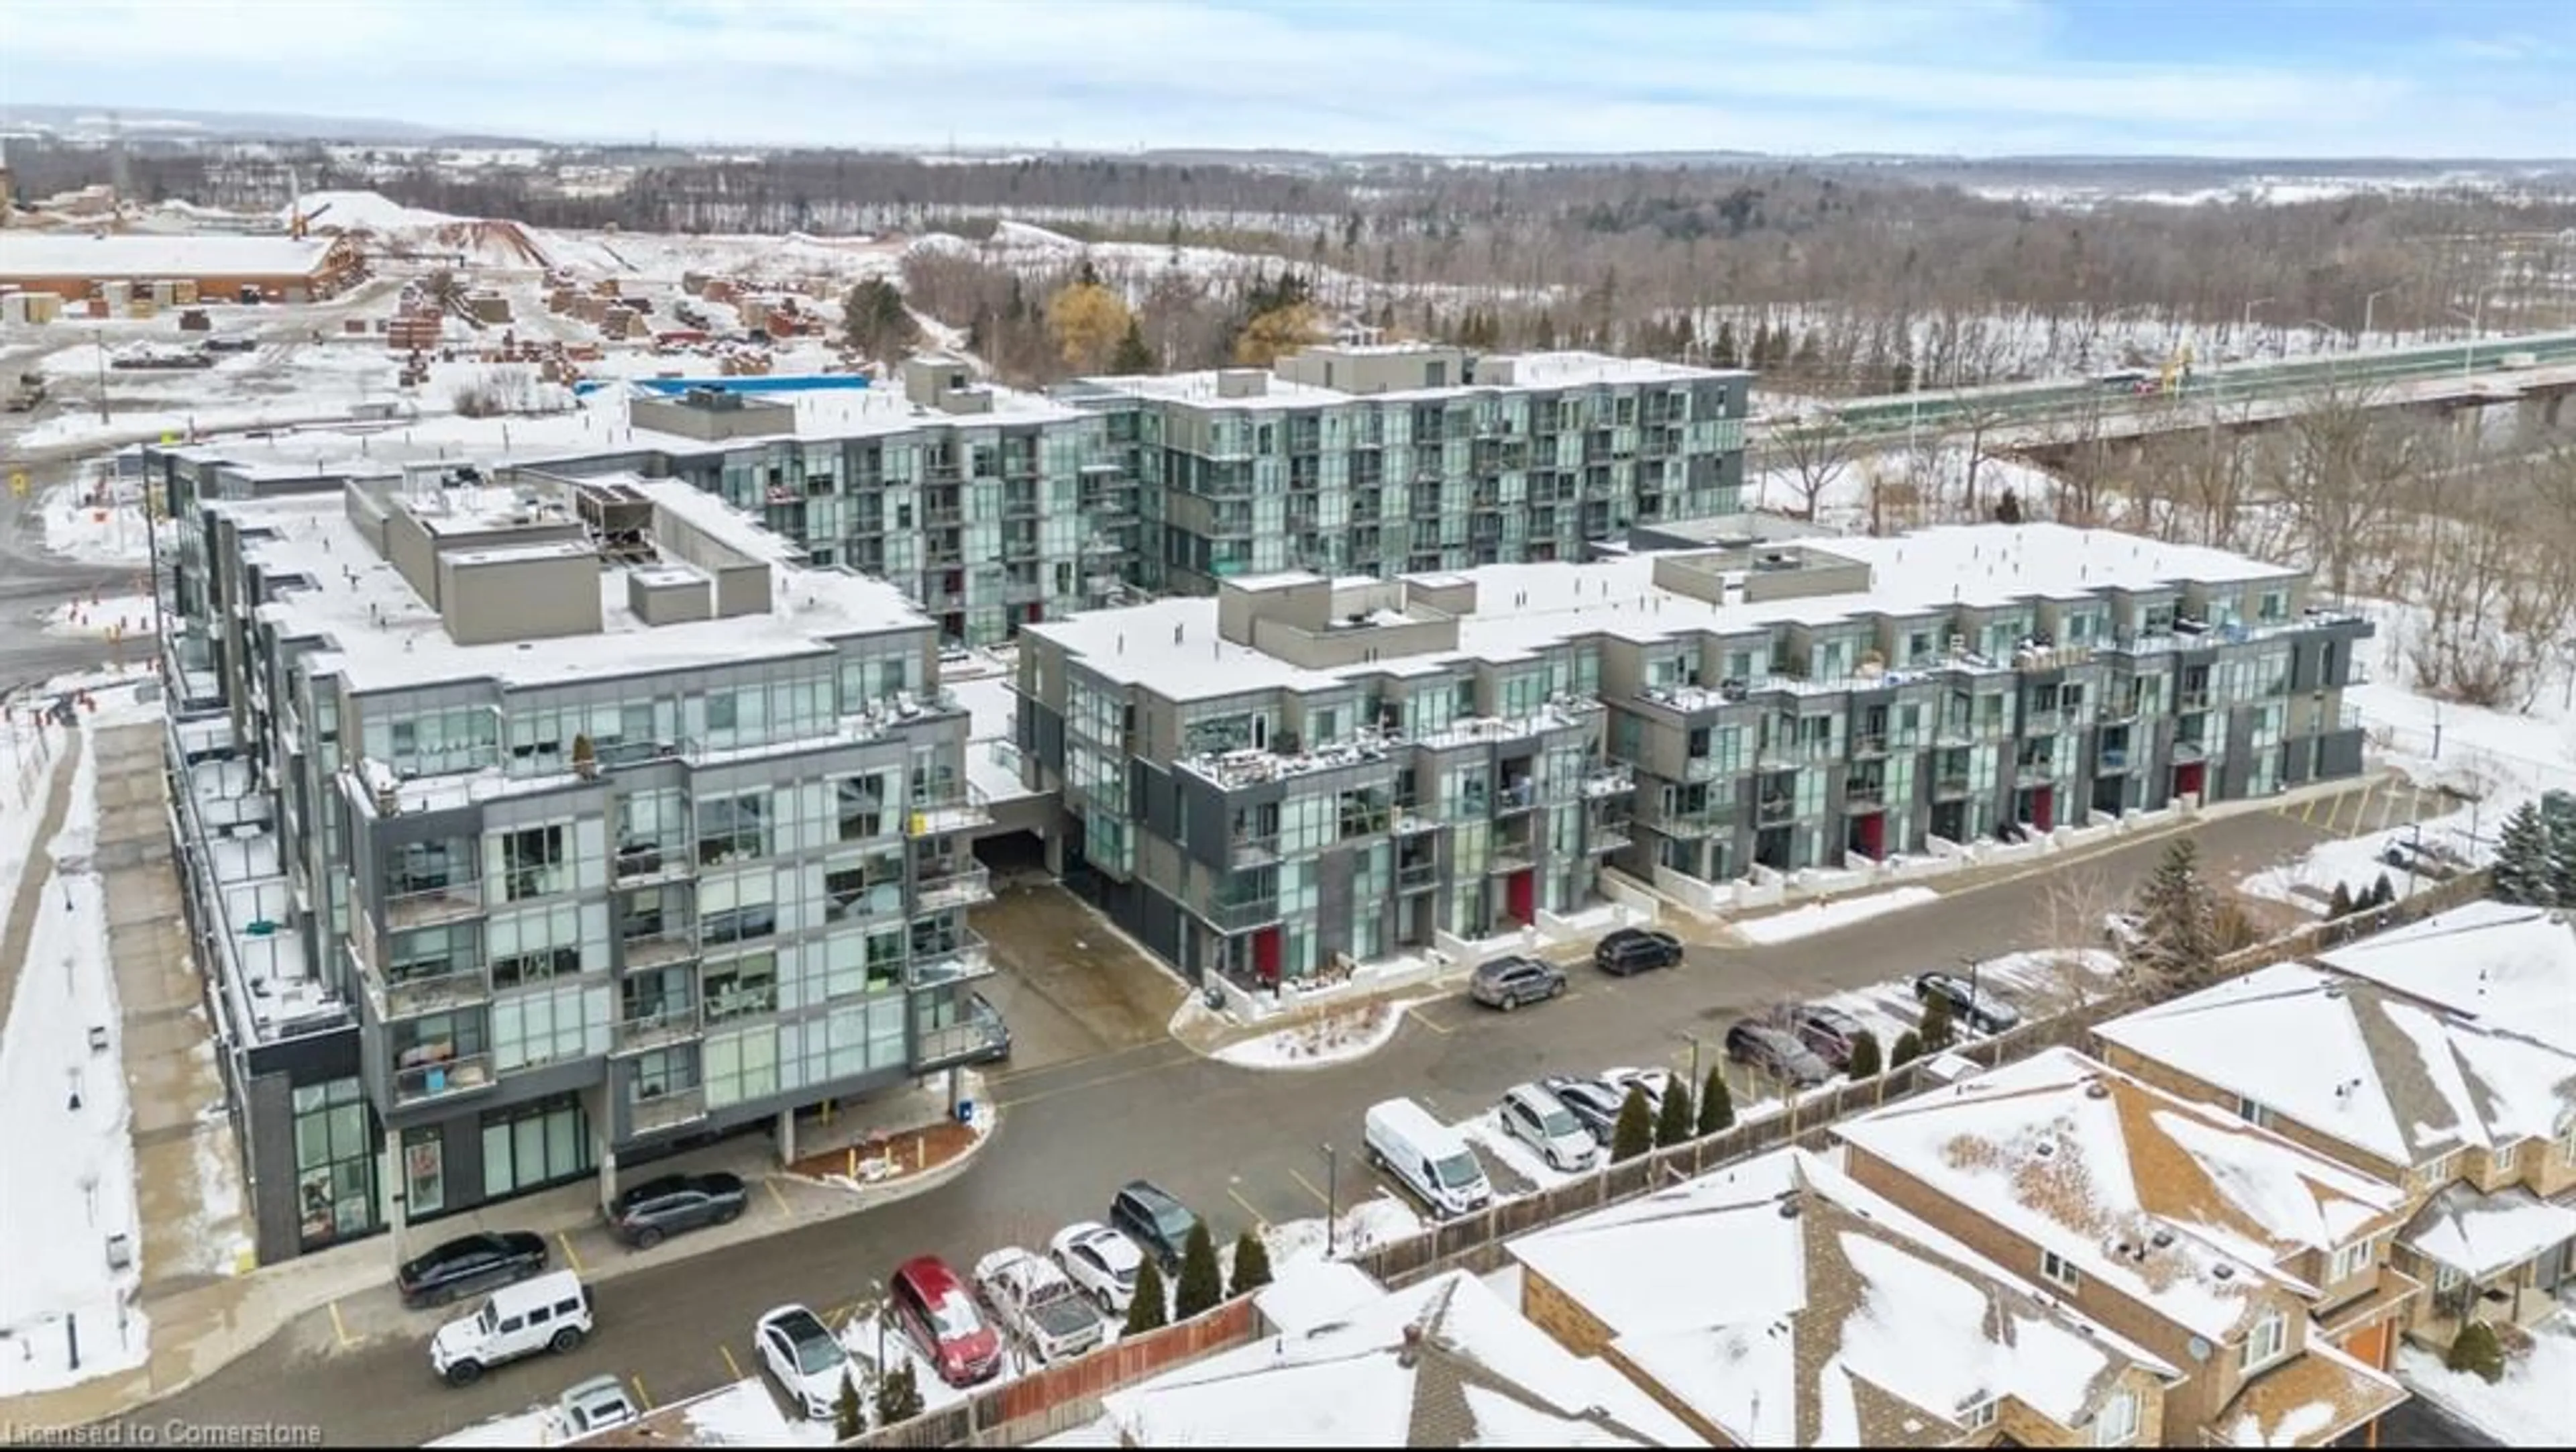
[1957,953,1984,1042]
[2446,291,2489,382]
[1320,1142,1338,1258]
[2361,287,2394,348]
[1682,1032,1704,1096]
[867,1279,888,1385]
[93,327,109,424]
[2241,297,2273,355]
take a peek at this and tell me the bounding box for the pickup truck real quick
[973,1247,1104,1366]
[5,373,44,412]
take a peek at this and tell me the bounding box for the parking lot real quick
[971,879,1185,1074]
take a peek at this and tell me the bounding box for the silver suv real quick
[1470,955,1567,1010]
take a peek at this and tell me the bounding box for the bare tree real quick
[2270,385,2441,605]
[1769,415,1862,523]
[2034,868,2127,1014]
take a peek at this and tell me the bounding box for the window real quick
[501,825,565,901]
[2421,1149,2461,1188]
[698,790,771,866]
[2093,1389,2138,1447]
[2041,1249,2082,1290]
[2237,1096,2273,1130]
[479,1093,592,1201]
[704,951,779,1023]
[1961,1399,1996,1431]
[2330,1237,2374,1284]
[492,982,599,1072]
[835,774,886,842]
[291,1078,377,1249]
[2241,1308,2288,1371]
[2557,1120,2575,1165]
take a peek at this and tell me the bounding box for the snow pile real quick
[678,1378,835,1446]
[1261,1194,1426,1272]
[0,735,148,1395]
[2398,1311,2576,1447]
[1213,998,1407,1070]
[38,485,159,568]
[1453,1108,1587,1192]
[45,594,159,640]
[290,189,458,234]
[1733,886,1939,945]
[425,1404,565,1447]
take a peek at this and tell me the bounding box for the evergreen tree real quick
[1611,1085,1655,1161]
[1844,1029,1882,1078]
[1173,1223,1224,1320]
[873,1361,924,1426]
[1918,991,1957,1051]
[2328,881,2356,919]
[1075,256,1102,288]
[2494,801,2557,906]
[839,277,919,360]
[1655,1078,1697,1147]
[2133,837,2220,986]
[1697,1066,1735,1135]
[1992,488,2025,524]
[2544,790,2576,904]
[1889,1029,1925,1069]
[2445,1320,2507,1384]
[1124,1259,1169,1335]
[1713,318,1741,369]
[1110,317,1155,373]
[2369,872,2397,909]
[835,1370,865,1441]
[1228,1230,1273,1298]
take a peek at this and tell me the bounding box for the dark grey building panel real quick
[246,1070,301,1265]
[2316,727,2367,780]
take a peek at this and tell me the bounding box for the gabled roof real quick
[1099,1268,1702,1448]
[1507,1147,2171,1446]
[2399,1181,2576,1278]
[2212,1337,2409,1447]
[2094,961,2576,1168]
[1833,1049,2408,1342]
[2314,902,2576,1054]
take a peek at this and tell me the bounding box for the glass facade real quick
[292,1078,378,1249]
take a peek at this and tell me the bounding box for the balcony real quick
[2024,708,2070,736]
[1392,801,1442,833]
[393,1052,496,1107]
[1396,860,1441,892]
[1657,802,1731,837]
[2173,738,2208,764]
[908,784,992,835]
[1756,796,1796,825]
[1488,839,1538,874]
[1208,896,1281,932]
[621,927,700,971]
[1494,778,1542,815]
[1849,732,1888,758]
[913,1010,1010,1074]
[1843,782,1888,813]
[1581,764,1635,798]
[2098,748,2132,774]
[612,842,691,885]
[2178,687,2213,713]
[1589,817,1633,852]
[1230,832,1281,868]
[907,933,995,990]
[1932,774,1974,800]
[627,1084,708,1137]
[915,862,994,912]
[383,882,483,929]
[380,964,490,1019]
[611,1004,702,1055]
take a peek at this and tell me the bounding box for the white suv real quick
[1499,1082,1599,1173]
[1049,1222,1143,1314]
[430,1272,593,1387]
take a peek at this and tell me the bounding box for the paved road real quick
[0,464,127,697]
[2378,1396,2506,1448]
[121,793,2400,1447]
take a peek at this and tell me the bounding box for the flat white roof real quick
[215,484,926,694]
[1026,523,2306,701]
[1079,350,1741,413]
[0,231,341,280]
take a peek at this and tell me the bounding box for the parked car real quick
[1470,954,1568,1010]
[429,1271,590,1387]
[1602,1066,1675,1118]
[1364,1097,1493,1218]
[1781,1003,1868,1070]
[1049,1221,1144,1314]
[1498,1082,1599,1173]
[754,1304,859,1419]
[606,1171,747,1249]
[892,1255,1005,1388]
[398,1231,549,1309]
[2377,838,2460,880]
[559,1374,641,1436]
[1109,1180,1201,1273]
[1725,1020,1834,1088]
[973,1247,1104,1366]
[1539,1075,1630,1145]
[1594,927,1684,977]
[1912,971,2023,1035]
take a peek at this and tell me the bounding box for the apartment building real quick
[1061,344,1752,594]
[1833,1049,2413,1446]
[152,462,998,1261]
[2092,902,2576,1359]
[1012,522,2370,987]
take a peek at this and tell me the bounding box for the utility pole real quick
[1321,1143,1339,1257]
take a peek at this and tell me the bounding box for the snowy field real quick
[36,484,162,570]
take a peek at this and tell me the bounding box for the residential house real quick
[1507,1146,2178,1447]
[1093,1265,1704,1447]
[1834,1048,2412,1446]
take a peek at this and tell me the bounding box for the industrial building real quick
[0,230,365,305]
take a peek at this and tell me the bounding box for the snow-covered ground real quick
[1748,448,2070,535]
[44,594,158,640]
[1212,997,1410,1070]
[1733,886,1940,945]
[0,715,147,1395]
[425,1403,569,1449]
[2397,1311,2575,1447]
[1260,1195,1426,1273]
[2239,799,2489,917]
[36,484,162,569]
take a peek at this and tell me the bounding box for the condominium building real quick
[1062,343,1752,594]
[1012,522,2371,987]
[152,461,998,1261]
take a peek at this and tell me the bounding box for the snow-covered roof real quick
[2094,961,2576,1169]
[1099,1268,1703,1448]
[0,231,344,280]
[1027,523,2309,701]
[1833,1049,2409,1342]
[2312,901,2576,1054]
[2398,1182,2576,1278]
[213,479,929,696]
[1252,1257,1386,1337]
[2212,1337,2408,1448]
[1077,349,1735,413]
[1506,1147,2168,1446]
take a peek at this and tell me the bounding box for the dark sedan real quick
[395,1231,549,1308]
[1913,971,2023,1035]
[1593,927,1684,977]
[1725,1020,1834,1088]
[1782,1003,1868,1069]
[607,1171,749,1249]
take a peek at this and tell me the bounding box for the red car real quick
[891,1255,1003,1387]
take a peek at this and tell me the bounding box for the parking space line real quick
[557,1231,587,1276]
[328,1299,354,1350]
[2298,794,2318,824]
[631,1375,655,1411]
[765,1178,792,1218]
[1225,1186,1270,1232]
[998,1049,1195,1109]
[719,1342,745,1380]
[1411,1009,1455,1035]
[1286,1165,1332,1208]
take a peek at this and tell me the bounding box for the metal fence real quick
[1352,868,2496,1293]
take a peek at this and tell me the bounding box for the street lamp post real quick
[2241,297,2274,355]
[1321,1142,1338,1258]
[2446,294,2489,382]
[93,327,109,424]
[867,1280,888,1386]
[2361,287,2394,347]
[1958,953,1984,1043]
[1682,1032,1704,1096]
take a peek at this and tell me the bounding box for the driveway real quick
[971,880,1184,1074]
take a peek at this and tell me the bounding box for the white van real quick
[431,1269,594,1386]
[1364,1098,1491,1218]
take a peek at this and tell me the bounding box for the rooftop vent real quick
[2033,1138,2058,1160]
[2151,1229,2176,1249]
[2084,1080,2110,1100]
[1776,1191,1804,1220]
[2211,1263,2235,1281]
[1397,1322,1425,1369]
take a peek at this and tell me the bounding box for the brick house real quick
[1833,1049,2412,1446]
[1506,1147,2176,1447]
[2092,902,2576,1358]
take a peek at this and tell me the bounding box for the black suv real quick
[1109,1180,1201,1272]
[1470,955,1568,1010]
[1781,1004,1868,1070]
[607,1171,749,1249]
[1724,1021,1833,1088]
[395,1231,549,1308]
[1594,927,1684,977]
[1912,972,2022,1035]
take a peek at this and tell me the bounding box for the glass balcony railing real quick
[1581,764,1636,798]
[620,927,700,971]
[1396,860,1441,892]
[393,1052,495,1106]
[379,964,490,1019]
[1230,832,1282,866]
[907,934,996,990]
[908,783,992,835]
[1208,897,1281,932]
[627,1084,708,1136]
[1843,782,1888,812]
[1756,796,1796,825]
[612,841,692,883]
[382,882,483,929]
[1932,774,1974,799]
[915,862,994,913]
[611,1004,702,1056]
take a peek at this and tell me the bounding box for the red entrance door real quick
[1854,814,1886,860]
[1252,926,1283,986]
[2029,785,2055,833]
[2174,762,2206,800]
[1505,870,1536,925]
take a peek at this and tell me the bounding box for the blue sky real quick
[7,0,2571,157]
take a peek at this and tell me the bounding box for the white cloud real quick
[3,0,2566,157]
